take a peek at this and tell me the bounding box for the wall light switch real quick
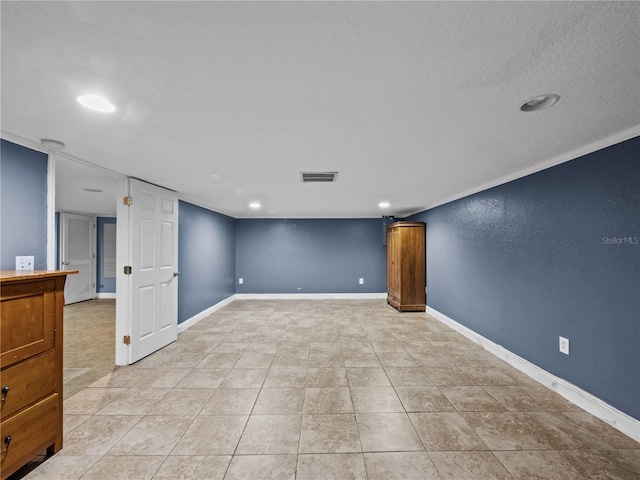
[16,256,34,271]
[559,336,569,355]
[238,278,244,284]
[359,278,364,285]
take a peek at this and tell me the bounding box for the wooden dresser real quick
[1,270,74,479]
[386,222,426,312]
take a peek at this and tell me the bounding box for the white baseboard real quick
[426,306,640,443]
[177,295,236,333]
[96,293,116,299]
[235,293,387,300]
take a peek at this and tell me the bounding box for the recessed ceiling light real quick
[379,201,390,208]
[82,188,103,193]
[77,94,116,113]
[520,94,560,112]
[249,202,261,209]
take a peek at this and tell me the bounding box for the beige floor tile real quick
[440,385,507,412]
[342,352,381,368]
[234,352,275,368]
[299,414,362,453]
[253,387,305,414]
[304,387,354,414]
[96,388,170,416]
[376,351,418,367]
[219,368,268,388]
[235,415,302,454]
[296,453,367,480]
[176,368,229,389]
[429,451,512,479]
[107,416,193,456]
[351,387,404,413]
[356,413,424,452]
[460,411,553,450]
[63,387,128,415]
[21,455,100,480]
[81,455,165,480]
[395,385,455,412]
[409,412,487,451]
[263,367,307,387]
[422,366,475,385]
[460,366,518,385]
[133,368,191,388]
[306,367,348,387]
[383,366,433,386]
[147,388,214,416]
[171,415,248,455]
[60,415,142,456]
[560,449,640,479]
[225,455,297,480]
[152,455,230,480]
[363,451,440,479]
[63,414,92,434]
[196,352,241,369]
[200,388,259,415]
[346,367,391,387]
[308,351,345,367]
[370,341,407,353]
[494,450,585,479]
[21,299,638,480]
[89,367,147,388]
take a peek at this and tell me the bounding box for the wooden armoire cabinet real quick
[1,270,74,480]
[386,221,426,312]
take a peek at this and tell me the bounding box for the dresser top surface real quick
[0,270,78,283]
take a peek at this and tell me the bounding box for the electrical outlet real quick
[16,256,34,271]
[238,278,243,284]
[359,278,364,285]
[559,336,569,355]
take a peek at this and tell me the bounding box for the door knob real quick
[0,435,11,454]
[1,386,8,402]
[173,272,181,277]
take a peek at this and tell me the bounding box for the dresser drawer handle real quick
[1,385,8,402]
[0,435,11,454]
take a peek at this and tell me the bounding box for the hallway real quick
[63,299,116,400]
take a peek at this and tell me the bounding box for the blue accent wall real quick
[0,140,48,270]
[236,218,387,294]
[178,201,236,323]
[408,136,640,421]
[97,217,116,293]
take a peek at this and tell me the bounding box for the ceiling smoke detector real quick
[300,172,338,183]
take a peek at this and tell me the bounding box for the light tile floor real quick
[17,300,640,479]
[63,299,116,400]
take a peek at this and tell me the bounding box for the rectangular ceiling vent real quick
[300,171,338,183]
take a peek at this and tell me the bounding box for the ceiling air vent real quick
[300,171,338,183]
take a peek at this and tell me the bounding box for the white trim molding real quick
[177,295,237,333]
[426,306,640,443]
[235,293,387,300]
[96,293,116,299]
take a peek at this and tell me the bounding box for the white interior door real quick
[61,212,96,304]
[128,178,179,363]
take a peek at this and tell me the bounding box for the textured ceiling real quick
[2,1,639,218]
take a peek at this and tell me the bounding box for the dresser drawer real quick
[0,394,60,478]
[1,350,56,419]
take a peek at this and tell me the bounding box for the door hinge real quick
[123,335,131,345]
[123,196,133,206]
[124,266,132,275]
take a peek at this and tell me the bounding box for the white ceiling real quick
[2,1,639,218]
